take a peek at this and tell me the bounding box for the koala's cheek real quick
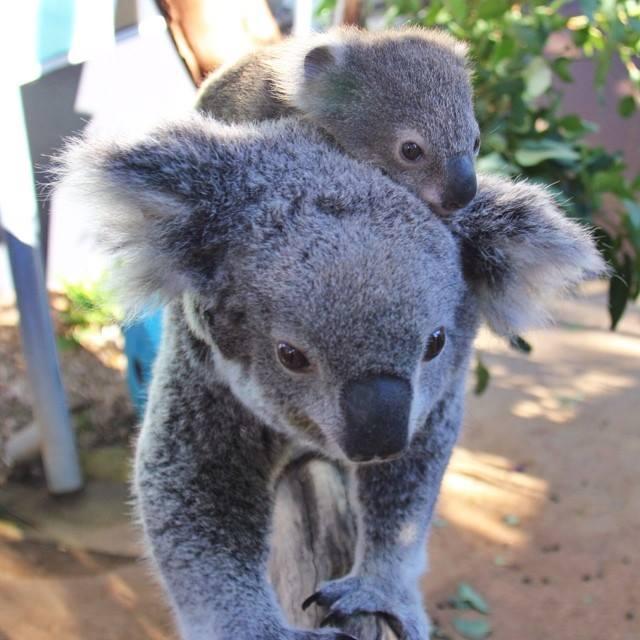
[408,390,431,438]
[408,369,443,438]
[421,183,447,216]
[285,407,328,448]
[282,394,347,457]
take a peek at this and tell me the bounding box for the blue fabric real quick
[122,311,163,416]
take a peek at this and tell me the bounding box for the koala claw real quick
[302,591,323,611]
[320,612,347,629]
[302,576,430,640]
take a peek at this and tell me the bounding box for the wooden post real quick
[156,0,282,85]
[334,0,363,27]
[270,458,398,639]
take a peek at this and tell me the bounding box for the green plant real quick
[380,0,640,329]
[57,278,121,348]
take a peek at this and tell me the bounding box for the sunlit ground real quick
[427,282,640,640]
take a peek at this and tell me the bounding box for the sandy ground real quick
[0,282,638,640]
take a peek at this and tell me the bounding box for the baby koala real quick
[196,26,480,216]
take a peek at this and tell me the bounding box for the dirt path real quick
[0,283,638,640]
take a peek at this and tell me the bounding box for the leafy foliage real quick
[473,356,491,394]
[57,279,121,348]
[380,0,640,329]
[452,616,492,639]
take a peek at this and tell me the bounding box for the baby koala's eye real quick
[423,327,446,361]
[401,141,424,162]
[277,341,311,372]
[473,136,481,155]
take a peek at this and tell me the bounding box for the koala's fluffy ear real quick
[55,118,264,318]
[303,45,338,81]
[452,175,608,335]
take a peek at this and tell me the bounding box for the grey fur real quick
[196,26,479,214]
[57,115,605,640]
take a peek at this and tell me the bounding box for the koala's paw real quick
[302,576,430,640]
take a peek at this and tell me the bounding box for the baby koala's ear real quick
[55,117,268,318]
[303,45,337,81]
[302,42,347,84]
[451,174,608,335]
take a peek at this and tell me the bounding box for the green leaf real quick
[56,335,80,351]
[477,0,508,19]
[594,52,612,88]
[476,152,516,175]
[510,95,532,133]
[453,618,492,640]
[585,150,617,172]
[609,257,633,330]
[558,114,598,138]
[618,95,637,117]
[591,169,627,196]
[624,199,640,249]
[484,132,507,153]
[314,0,337,15]
[474,356,490,395]
[503,513,521,527]
[457,583,490,615]
[552,56,574,82]
[524,56,552,100]
[491,36,516,63]
[579,0,597,19]
[445,0,467,23]
[515,140,580,167]
[509,335,532,354]
[431,626,452,640]
[558,114,582,131]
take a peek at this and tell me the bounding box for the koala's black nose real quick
[340,375,412,462]
[442,154,477,211]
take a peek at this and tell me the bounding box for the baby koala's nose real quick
[441,154,477,212]
[340,375,412,463]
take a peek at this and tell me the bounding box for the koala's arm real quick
[304,390,464,638]
[135,315,352,640]
[135,332,279,639]
[196,49,297,122]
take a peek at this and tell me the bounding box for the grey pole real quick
[1,81,82,494]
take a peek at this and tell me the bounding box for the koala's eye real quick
[423,327,446,361]
[401,141,424,162]
[277,341,311,372]
[473,136,481,155]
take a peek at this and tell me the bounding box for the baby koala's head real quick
[291,27,479,216]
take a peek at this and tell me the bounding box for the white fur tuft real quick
[55,134,192,320]
[455,175,609,335]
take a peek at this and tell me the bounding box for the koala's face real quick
[303,31,480,216]
[188,214,471,464]
[63,114,604,467]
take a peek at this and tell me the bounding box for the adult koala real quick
[59,115,604,640]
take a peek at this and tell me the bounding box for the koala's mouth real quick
[347,450,407,465]
[286,409,327,447]
[286,411,407,464]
